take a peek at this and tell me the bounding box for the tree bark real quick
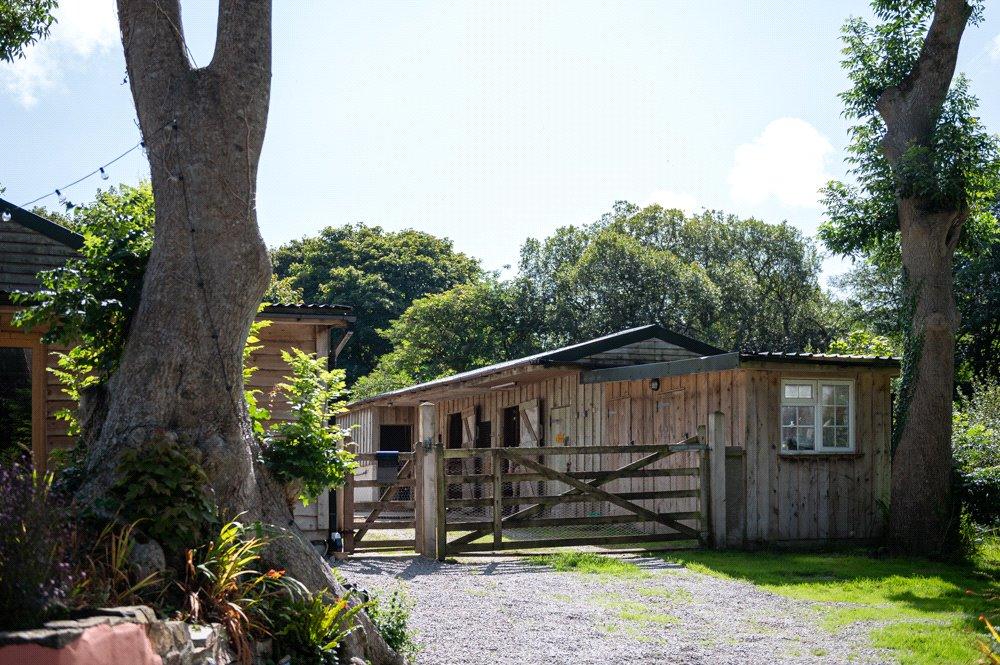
[876,0,972,553]
[78,2,401,662]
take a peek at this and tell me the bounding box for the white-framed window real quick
[780,379,854,453]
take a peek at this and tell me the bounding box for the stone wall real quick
[0,606,237,665]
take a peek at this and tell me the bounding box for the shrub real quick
[108,434,218,557]
[263,349,357,505]
[180,519,305,665]
[72,520,165,610]
[954,380,1000,528]
[270,591,364,665]
[367,587,418,660]
[0,460,74,629]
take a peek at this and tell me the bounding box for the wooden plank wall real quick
[345,363,893,546]
[741,367,893,544]
[0,220,77,293]
[1,310,333,540]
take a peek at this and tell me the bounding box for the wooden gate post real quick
[698,425,711,546]
[709,411,727,548]
[435,440,447,561]
[417,402,438,558]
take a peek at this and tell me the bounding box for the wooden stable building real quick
[343,325,898,550]
[0,198,354,543]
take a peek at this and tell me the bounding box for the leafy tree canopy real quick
[271,224,482,381]
[356,202,847,398]
[13,184,154,383]
[0,0,56,62]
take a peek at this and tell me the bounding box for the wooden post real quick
[417,402,437,558]
[342,470,355,554]
[492,448,503,546]
[435,441,447,561]
[699,438,711,547]
[709,411,727,548]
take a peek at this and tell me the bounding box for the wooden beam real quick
[580,352,741,384]
[442,440,704,459]
[449,532,695,553]
[417,401,437,557]
[446,445,687,548]
[513,455,701,538]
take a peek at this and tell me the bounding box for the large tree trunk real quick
[890,203,963,552]
[876,0,972,553]
[77,2,401,662]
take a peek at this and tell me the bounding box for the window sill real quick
[779,450,862,460]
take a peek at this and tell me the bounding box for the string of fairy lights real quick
[7,120,176,218]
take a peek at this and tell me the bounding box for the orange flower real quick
[264,569,285,579]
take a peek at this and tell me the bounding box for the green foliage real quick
[182,519,308,665]
[529,552,649,579]
[271,224,482,381]
[263,349,357,504]
[352,278,537,398]
[827,328,898,356]
[12,184,154,389]
[72,520,165,610]
[358,203,847,394]
[244,317,273,441]
[953,380,1000,527]
[367,587,418,660]
[663,546,999,664]
[264,274,303,304]
[0,0,56,62]
[270,591,364,665]
[108,434,218,556]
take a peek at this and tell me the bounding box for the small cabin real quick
[0,198,354,543]
[343,325,899,547]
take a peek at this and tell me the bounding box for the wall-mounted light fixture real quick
[650,378,660,391]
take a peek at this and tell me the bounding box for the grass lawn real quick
[660,540,1000,664]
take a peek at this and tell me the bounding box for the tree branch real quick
[877,0,972,164]
[210,0,272,100]
[117,0,191,131]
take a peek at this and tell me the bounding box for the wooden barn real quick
[342,325,899,551]
[0,198,354,543]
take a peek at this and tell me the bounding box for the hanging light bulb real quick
[56,189,67,205]
[100,167,109,181]
[1,210,11,222]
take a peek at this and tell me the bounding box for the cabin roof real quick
[0,197,85,250]
[0,197,353,321]
[740,351,900,367]
[348,324,728,407]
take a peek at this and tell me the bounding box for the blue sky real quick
[3,1,1000,284]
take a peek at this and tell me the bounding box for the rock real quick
[130,540,167,580]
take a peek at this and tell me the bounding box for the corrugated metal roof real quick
[348,324,727,407]
[742,351,900,366]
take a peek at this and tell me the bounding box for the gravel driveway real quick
[334,553,888,665]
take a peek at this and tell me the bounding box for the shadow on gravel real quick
[332,553,684,580]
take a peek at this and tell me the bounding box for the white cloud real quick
[644,190,699,213]
[0,0,118,107]
[989,34,1000,61]
[728,117,833,209]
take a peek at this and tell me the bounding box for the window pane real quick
[835,427,850,448]
[782,405,798,427]
[821,383,849,407]
[835,406,848,426]
[798,427,815,450]
[782,427,798,450]
[784,383,812,400]
[798,406,814,425]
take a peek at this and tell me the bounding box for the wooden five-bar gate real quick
[339,409,728,557]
